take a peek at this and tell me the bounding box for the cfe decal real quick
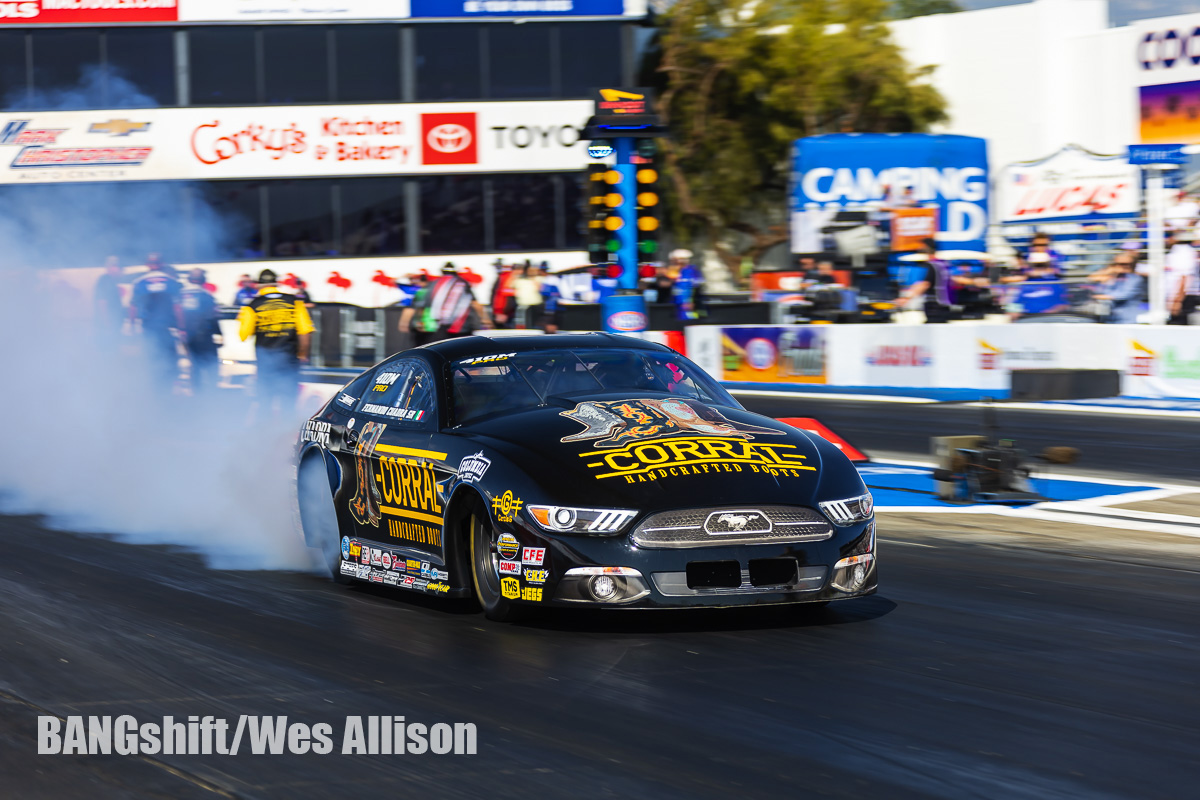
[579,436,817,482]
[491,490,523,523]
[560,398,781,449]
[348,421,387,527]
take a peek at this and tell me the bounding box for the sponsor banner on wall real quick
[1134,13,1200,144]
[789,133,989,252]
[997,145,1141,224]
[0,1,178,25]
[178,0,408,21]
[720,326,827,384]
[0,100,593,184]
[1124,333,1200,397]
[409,0,641,16]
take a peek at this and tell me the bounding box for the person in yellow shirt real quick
[238,269,314,415]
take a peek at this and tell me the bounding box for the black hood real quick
[451,395,845,513]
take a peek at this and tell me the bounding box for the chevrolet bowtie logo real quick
[88,119,151,137]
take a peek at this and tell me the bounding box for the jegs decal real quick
[560,398,781,449]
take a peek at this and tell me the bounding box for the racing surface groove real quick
[1,508,1197,799]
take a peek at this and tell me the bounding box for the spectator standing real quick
[1093,254,1145,324]
[1165,230,1200,324]
[181,268,223,394]
[643,264,675,305]
[669,249,704,321]
[897,238,951,323]
[93,255,125,340]
[537,262,562,333]
[399,272,434,347]
[490,261,518,328]
[420,264,490,341]
[238,269,314,416]
[1165,190,1200,231]
[129,253,183,387]
[233,274,258,306]
[513,262,544,329]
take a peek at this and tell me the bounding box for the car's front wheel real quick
[468,511,522,622]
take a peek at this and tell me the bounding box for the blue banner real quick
[410,0,629,17]
[789,133,990,253]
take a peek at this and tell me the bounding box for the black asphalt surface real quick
[2,506,1198,799]
[736,394,1200,483]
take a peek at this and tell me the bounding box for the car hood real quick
[452,396,842,513]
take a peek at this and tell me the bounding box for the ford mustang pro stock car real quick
[295,334,876,620]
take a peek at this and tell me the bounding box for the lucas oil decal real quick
[579,436,816,482]
[560,399,780,449]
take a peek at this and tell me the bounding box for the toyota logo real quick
[1138,27,1200,69]
[427,123,472,154]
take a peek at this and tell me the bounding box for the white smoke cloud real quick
[0,70,321,572]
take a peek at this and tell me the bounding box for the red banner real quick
[0,1,179,25]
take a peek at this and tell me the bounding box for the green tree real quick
[651,0,948,278]
[889,0,962,20]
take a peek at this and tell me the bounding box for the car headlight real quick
[526,505,637,534]
[819,492,874,526]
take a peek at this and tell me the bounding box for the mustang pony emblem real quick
[716,513,756,530]
[560,398,781,449]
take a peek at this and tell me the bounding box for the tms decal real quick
[560,398,780,449]
[500,576,520,600]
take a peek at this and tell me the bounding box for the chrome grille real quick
[631,505,832,549]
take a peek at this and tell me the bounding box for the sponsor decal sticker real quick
[578,436,816,482]
[521,547,545,566]
[338,393,356,407]
[426,582,450,594]
[457,451,491,483]
[498,560,521,576]
[349,540,361,558]
[490,490,523,523]
[340,536,350,560]
[356,564,371,579]
[384,572,399,585]
[402,575,415,587]
[560,398,781,449]
[459,353,515,366]
[406,559,421,573]
[370,548,382,566]
[340,561,357,575]
[524,568,548,585]
[302,419,331,447]
[521,587,543,602]
[372,372,400,392]
[381,551,392,569]
[496,533,520,561]
[500,576,521,600]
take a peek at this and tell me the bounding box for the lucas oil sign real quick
[789,133,989,253]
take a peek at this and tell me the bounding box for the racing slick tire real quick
[298,456,352,585]
[468,510,524,622]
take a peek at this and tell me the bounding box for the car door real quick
[346,358,449,574]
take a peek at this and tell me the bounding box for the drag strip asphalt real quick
[1,508,1198,799]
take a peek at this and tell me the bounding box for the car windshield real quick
[451,348,737,426]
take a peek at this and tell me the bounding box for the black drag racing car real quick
[296,333,875,620]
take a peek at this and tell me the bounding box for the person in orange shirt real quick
[238,269,314,415]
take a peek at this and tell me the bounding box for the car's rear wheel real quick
[298,456,351,584]
[468,511,522,622]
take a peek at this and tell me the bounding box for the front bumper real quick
[509,519,877,610]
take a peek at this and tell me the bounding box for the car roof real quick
[419,333,671,362]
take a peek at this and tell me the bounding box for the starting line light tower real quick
[583,88,668,334]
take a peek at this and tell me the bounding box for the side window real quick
[357,360,434,425]
[331,372,373,414]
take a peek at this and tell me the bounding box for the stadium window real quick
[336,25,401,103]
[196,181,266,261]
[0,32,26,109]
[487,23,552,99]
[415,25,482,101]
[491,174,557,251]
[419,176,485,254]
[264,26,330,104]
[268,180,337,258]
[105,29,176,107]
[562,172,585,250]
[341,178,408,256]
[30,30,103,108]
[190,27,258,106]
[558,22,622,98]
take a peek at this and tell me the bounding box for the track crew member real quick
[181,268,223,394]
[238,269,314,414]
[129,254,183,388]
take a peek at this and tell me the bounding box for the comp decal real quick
[578,436,817,482]
[560,399,781,449]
